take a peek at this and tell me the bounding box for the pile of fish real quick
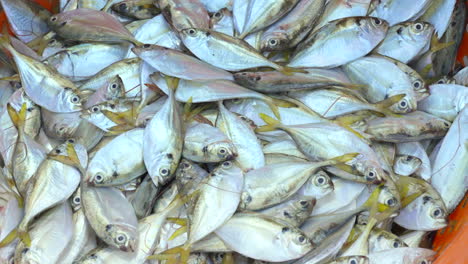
[0,0,466,263]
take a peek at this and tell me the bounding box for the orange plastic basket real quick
[0,0,467,263]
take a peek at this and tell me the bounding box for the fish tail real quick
[256,113,281,132]
[148,244,191,263]
[164,75,179,92]
[263,99,282,119]
[6,103,27,130]
[222,253,234,264]
[168,225,188,241]
[430,34,454,53]
[18,230,31,247]
[372,94,406,117]
[0,229,17,247]
[278,65,308,75]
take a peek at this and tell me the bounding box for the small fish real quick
[393,155,422,176]
[314,0,372,31]
[368,0,431,26]
[260,0,325,51]
[158,0,210,31]
[288,17,388,68]
[111,0,160,20]
[210,8,235,37]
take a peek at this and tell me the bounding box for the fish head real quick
[106,75,126,99]
[233,72,263,87]
[85,163,111,186]
[210,8,229,26]
[363,164,385,184]
[396,194,448,231]
[57,87,82,112]
[302,170,334,199]
[105,224,137,252]
[424,118,451,135]
[368,17,389,33]
[377,185,401,212]
[393,155,422,176]
[334,256,369,264]
[260,32,289,52]
[112,2,131,14]
[408,22,434,39]
[369,229,407,252]
[291,197,316,219]
[148,152,178,185]
[279,226,314,258]
[180,28,207,40]
[206,141,238,161]
[389,94,417,114]
[70,187,81,211]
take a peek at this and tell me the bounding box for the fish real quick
[314,0,372,31]
[215,213,313,262]
[260,0,325,51]
[375,22,434,64]
[143,78,183,186]
[368,0,431,26]
[393,155,422,176]
[111,0,160,20]
[210,8,235,37]
[180,28,301,74]
[419,0,457,38]
[0,0,51,43]
[431,106,468,212]
[288,17,388,68]
[158,0,210,31]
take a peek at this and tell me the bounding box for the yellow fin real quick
[271,97,297,108]
[168,225,187,241]
[0,75,20,81]
[101,109,136,125]
[430,34,454,53]
[0,229,17,247]
[222,253,234,264]
[279,65,308,75]
[166,218,188,226]
[331,153,359,163]
[18,231,31,247]
[6,103,27,129]
[256,113,281,132]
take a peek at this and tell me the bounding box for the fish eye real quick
[373,18,382,25]
[187,29,197,35]
[111,83,118,89]
[182,162,191,169]
[115,233,127,244]
[92,106,99,112]
[422,196,431,203]
[419,260,428,264]
[405,156,412,162]
[73,196,81,204]
[160,168,169,176]
[50,16,57,22]
[269,39,279,46]
[213,12,222,18]
[386,197,397,207]
[349,258,358,264]
[282,227,290,232]
[432,208,442,218]
[55,149,61,154]
[71,95,81,104]
[443,122,450,128]
[218,147,227,154]
[143,44,151,49]
[413,80,422,88]
[316,176,326,185]
[300,200,308,206]
[67,139,75,143]
[399,100,407,107]
[367,170,376,178]
[118,3,127,11]
[298,235,306,243]
[94,174,104,183]
[222,161,232,168]
[393,240,402,248]
[414,23,423,31]
[21,248,29,254]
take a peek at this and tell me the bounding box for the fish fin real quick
[165,76,179,91]
[372,94,406,117]
[183,97,193,116]
[18,231,31,247]
[0,75,20,81]
[340,83,368,90]
[6,103,27,130]
[362,184,384,210]
[149,244,191,263]
[256,113,281,132]
[193,114,214,126]
[264,100,281,119]
[166,218,188,226]
[222,253,234,264]
[168,225,188,241]
[0,229,17,247]
[49,143,82,171]
[101,109,135,125]
[400,190,424,208]
[271,97,297,108]
[331,153,359,164]
[430,34,454,53]
[420,64,433,78]
[333,163,357,174]
[106,124,135,134]
[279,66,308,75]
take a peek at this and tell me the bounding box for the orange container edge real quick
[0,0,467,263]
